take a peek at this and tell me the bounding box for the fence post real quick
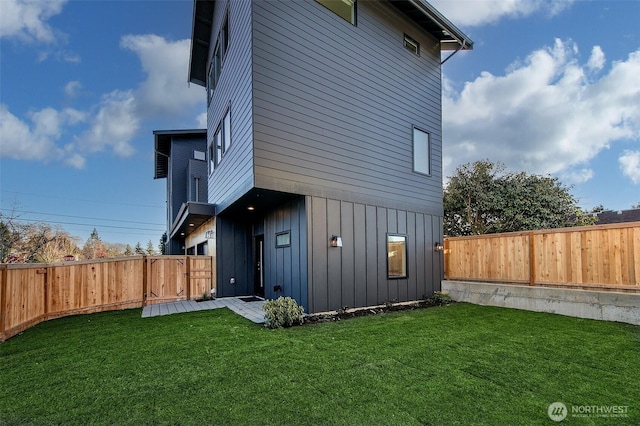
[142,256,148,307]
[186,256,191,301]
[529,231,536,286]
[1,265,7,341]
[44,265,52,320]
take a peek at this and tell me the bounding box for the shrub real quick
[263,296,305,329]
[432,291,452,305]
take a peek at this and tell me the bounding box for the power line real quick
[0,189,165,209]
[12,218,165,232]
[0,208,165,226]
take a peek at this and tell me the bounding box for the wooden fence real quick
[444,222,640,291]
[0,255,214,342]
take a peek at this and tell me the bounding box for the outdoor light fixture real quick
[247,206,255,211]
[330,235,343,247]
[434,242,444,252]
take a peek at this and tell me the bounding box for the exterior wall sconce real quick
[330,236,343,247]
[434,242,444,252]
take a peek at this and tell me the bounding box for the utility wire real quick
[12,218,165,232]
[0,208,165,226]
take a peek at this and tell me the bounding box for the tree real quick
[1,209,81,263]
[134,242,145,255]
[146,240,157,255]
[633,202,640,209]
[444,160,596,236]
[159,233,167,255]
[124,244,134,256]
[82,228,108,259]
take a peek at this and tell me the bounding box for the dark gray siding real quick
[252,0,443,215]
[187,159,208,203]
[207,0,254,212]
[262,196,308,309]
[307,196,442,313]
[168,138,208,227]
[215,216,252,297]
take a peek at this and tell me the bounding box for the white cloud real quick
[2,35,206,168]
[196,112,207,129]
[0,0,66,43]
[77,90,138,157]
[64,81,82,97]
[0,104,86,166]
[619,151,640,184]
[430,0,573,27]
[443,41,640,182]
[587,46,605,72]
[38,49,81,63]
[561,168,594,184]
[121,35,203,118]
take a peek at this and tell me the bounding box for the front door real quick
[254,235,265,298]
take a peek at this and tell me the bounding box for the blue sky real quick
[1,0,639,248]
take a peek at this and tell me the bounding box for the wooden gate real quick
[145,256,214,305]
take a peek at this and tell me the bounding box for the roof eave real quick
[407,0,474,51]
[188,0,214,87]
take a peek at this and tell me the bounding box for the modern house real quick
[160,0,472,313]
[153,129,215,255]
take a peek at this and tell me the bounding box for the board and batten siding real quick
[207,0,254,212]
[252,0,444,215]
[262,197,308,308]
[307,196,443,313]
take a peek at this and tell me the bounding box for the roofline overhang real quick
[169,201,216,239]
[188,0,214,87]
[406,0,473,52]
[153,129,207,180]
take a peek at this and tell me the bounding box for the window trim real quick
[403,33,420,56]
[412,126,431,176]
[316,0,356,25]
[276,231,291,248]
[387,233,408,279]
[207,9,229,104]
[207,106,231,172]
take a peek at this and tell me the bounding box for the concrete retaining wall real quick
[442,280,640,326]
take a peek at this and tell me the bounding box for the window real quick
[208,108,231,172]
[404,34,420,55]
[413,127,430,175]
[207,11,229,103]
[276,231,291,248]
[387,234,407,279]
[316,0,356,25]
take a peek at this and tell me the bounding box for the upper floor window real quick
[207,11,229,102]
[413,127,430,175]
[208,108,231,173]
[316,0,356,25]
[403,34,420,56]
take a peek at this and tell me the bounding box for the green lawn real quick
[1,303,638,425]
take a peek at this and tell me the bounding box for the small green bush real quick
[432,291,452,305]
[263,296,305,329]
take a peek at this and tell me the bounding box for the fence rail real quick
[0,255,214,342]
[444,222,640,291]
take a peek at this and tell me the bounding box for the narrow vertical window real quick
[214,129,222,166]
[316,0,356,25]
[387,234,407,279]
[413,127,430,175]
[208,141,215,174]
[223,110,231,153]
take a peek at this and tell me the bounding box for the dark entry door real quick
[254,235,265,297]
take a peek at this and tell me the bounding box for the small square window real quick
[404,34,420,55]
[387,234,407,279]
[276,231,291,248]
